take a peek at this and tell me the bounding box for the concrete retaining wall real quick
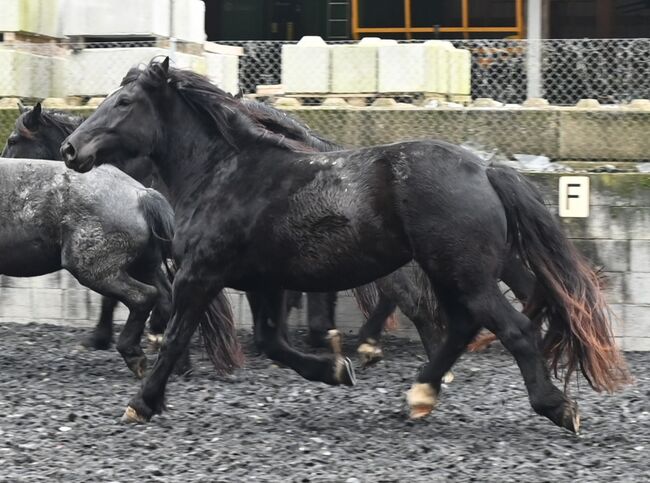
[285,105,650,161]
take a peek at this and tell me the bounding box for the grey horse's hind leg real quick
[63,240,158,378]
[81,270,157,378]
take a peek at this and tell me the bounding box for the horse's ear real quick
[161,56,170,74]
[23,102,43,130]
[148,57,170,85]
[17,101,27,114]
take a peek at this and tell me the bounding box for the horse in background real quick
[0,157,181,378]
[62,59,631,432]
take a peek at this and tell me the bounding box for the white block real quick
[331,44,377,93]
[61,47,168,96]
[0,48,58,98]
[0,0,20,32]
[423,40,455,94]
[0,0,61,38]
[378,42,424,93]
[205,52,240,95]
[172,0,207,43]
[281,36,330,94]
[449,48,471,95]
[62,0,170,38]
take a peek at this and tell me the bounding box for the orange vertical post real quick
[404,0,412,39]
[461,0,469,39]
[351,0,359,39]
[516,0,525,37]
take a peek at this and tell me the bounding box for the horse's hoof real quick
[125,356,148,379]
[147,333,164,351]
[406,383,438,420]
[334,356,356,386]
[562,401,581,434]
[121,406,148,424]
[82,334,112,351]
[326,329,343,355]
[442,371,454,384]
[357,340,383,368]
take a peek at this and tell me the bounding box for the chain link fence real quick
[1,38,650,163]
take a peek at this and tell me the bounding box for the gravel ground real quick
[0,322,648,482]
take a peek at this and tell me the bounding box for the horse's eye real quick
[7,137,17,146]
[116,97,132,107]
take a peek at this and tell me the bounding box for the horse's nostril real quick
[60,142,77,162]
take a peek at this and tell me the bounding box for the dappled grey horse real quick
[2,102,171,351]
[0,158,174,378]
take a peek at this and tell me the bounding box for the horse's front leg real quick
[251,289,355,386]
[122,269,229,422]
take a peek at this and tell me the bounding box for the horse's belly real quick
[228,224,411,292]
[0,229,61,276]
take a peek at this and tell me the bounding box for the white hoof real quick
[326,329,343,354]
[442,371,454,384]
[406,383,438,419]
[357,339,384,367]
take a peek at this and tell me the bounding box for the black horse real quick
[63,59,631,433]
[6,102,460,369]
[0,157,177,378]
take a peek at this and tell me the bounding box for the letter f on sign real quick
[559,176,590,218]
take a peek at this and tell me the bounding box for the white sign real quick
[558,176,590,218]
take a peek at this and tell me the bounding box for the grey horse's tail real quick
[138,189,243,375]
[139,189,175,261]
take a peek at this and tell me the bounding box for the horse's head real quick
[2,103,62,159]
[62,58,171,173]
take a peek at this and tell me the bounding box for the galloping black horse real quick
[63,59,630,432]
[7,102,463,369]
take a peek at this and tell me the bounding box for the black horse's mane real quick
[122,61,340,154]
[17,107,83,138]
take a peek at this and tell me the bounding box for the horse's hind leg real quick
[82,296,118,350]
[481,286,579,432]
[146,266,172,349]
[409,282,580,433]
[72,267,157,378]
[251,289,355,386]
[357,290,396,367]
[406,294,481,418]
[306,292,340,353]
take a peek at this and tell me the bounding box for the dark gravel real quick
[0,322,648,482]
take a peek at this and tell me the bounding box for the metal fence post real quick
[527,0,542,99]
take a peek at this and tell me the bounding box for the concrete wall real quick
[284,105,650,161]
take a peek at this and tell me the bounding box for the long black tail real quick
[486,166,631,393]
[139,190,243,375]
